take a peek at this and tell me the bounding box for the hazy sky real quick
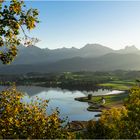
[22,1,140,50]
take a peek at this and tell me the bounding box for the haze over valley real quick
[0,44,140,74]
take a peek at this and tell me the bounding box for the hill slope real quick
[1,53,140,74]
[5,44,113,65]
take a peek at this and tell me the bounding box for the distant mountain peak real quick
[80,43,113,51]
[116,45,139,54]
[124,45,139,51]
[71,46,77,49]
[83,43,105,48]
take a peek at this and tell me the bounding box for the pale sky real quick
[22,1,140,50]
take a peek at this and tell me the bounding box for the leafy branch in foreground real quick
[0,0,39,64]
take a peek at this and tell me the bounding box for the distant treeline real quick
[0,70,139,90]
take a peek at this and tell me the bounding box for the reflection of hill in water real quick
[0,86,46,96]
[16,86,80,96]
[0,86,110,97]
[16,86,52,96]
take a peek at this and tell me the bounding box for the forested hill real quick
[0,44,140,74]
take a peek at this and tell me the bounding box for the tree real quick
[0,0,39,64]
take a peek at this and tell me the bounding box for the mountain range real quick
[0,43,140,74]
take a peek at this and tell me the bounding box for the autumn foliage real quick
[0,0,39,64]
[0,86,75,139]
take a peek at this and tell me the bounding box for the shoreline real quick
[75,91,128,112]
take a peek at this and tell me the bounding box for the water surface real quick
[0,86,124,121]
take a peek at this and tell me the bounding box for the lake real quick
[0,86,124,121]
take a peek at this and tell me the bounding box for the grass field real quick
[98,80,135,90]
[75,92,129,112]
